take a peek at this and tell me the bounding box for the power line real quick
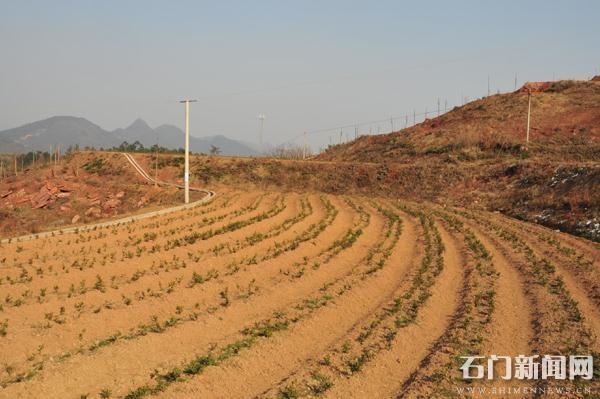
[278,104,454,147]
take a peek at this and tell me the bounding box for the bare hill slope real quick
[318,78,600,162]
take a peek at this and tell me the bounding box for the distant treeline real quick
[0,150,60,176]
[56,141,187,154]
[109,141,185,154]
[105,141,223,156]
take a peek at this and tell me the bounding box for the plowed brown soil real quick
[0,189,598,399]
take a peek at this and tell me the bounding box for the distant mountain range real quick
[0,116,264,156]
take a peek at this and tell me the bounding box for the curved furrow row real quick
[0,194,304,382]
[0,189,234,267]
[436,209,538,396]
[0,194,296,381]
[0,197,381,398]
[196,195,313,260]
[483,211,599,309]
[0,191,257,281]
[321,214,462,398]
[0,195,373,394]
[451,208,599,396]
[253,204,444,398]
[481,212,600,344]
[0,193,282,309]
[117,199,404,399]
[392,207,498,398]
[0,191,598,399]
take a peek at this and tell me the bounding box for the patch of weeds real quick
[341,341,351,353]
[307,371,333,394]
[346,349,371,373]
[242,318,289,338]
[278,384,300,399]
[83,158,104,173]
[94,275,106,293]
[181,355,216,375]
[188,271,204,287]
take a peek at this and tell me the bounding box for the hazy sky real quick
[1,0,599,149]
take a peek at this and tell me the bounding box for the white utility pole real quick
[526,92,532,144]
[258,114,266,147]
[155,132,159,187]
[180,99,197,204]
[303,131,307,160]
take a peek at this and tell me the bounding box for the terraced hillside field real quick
[0,188,598,398]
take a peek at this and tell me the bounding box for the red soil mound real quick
[517,81,553,93]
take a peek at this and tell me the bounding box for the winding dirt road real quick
[0,153,215,245]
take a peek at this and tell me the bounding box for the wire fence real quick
[274,76,534,154]
[276,101,456,152]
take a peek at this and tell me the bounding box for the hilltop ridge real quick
[318,78,600,163]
